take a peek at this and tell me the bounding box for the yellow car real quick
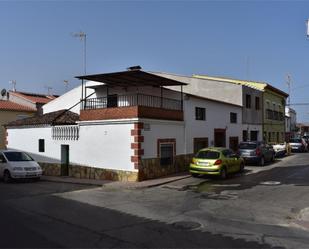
[190,147,245,179]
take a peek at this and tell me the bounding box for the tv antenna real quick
[72,31,87,74]
[44,86,53,96]
[63,80,69,92]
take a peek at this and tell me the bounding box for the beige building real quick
[0,100,36,149]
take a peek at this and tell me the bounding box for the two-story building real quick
[153,72,264,142]
[6,69,243,181]
[192,75,288,144]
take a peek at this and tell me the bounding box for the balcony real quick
[80,94,184,121]
[266,109,284,121]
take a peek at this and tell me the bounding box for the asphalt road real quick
[1,153,309,248]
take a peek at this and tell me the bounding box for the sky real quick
[0,0,309,121]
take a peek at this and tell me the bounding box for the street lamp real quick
[72,31,87,74]
[306,19,309,37]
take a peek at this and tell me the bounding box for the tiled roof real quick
[0,100,36,112]
[6,110,79,127]
[10,91,58,104]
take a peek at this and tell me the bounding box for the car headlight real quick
[37,167,42,170]
[13,167,23,171]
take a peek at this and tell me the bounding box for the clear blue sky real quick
[1,1,309,121]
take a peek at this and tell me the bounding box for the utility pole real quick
[72,31,87,75]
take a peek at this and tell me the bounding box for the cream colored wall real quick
[0,110,35,149]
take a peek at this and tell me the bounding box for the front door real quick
[107,94,118,108]
[250,131,258,141]
[61,145,69,176]
[214,129,226,147]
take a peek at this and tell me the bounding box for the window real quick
[39,139,45,152]
[230,112,237,123]
[0,153,6,163]
[245,94,251,108]
[160,143,174,166]
[195,107,206,120]
[255,97,260,110]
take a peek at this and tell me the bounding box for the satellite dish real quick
[1,89,6,97]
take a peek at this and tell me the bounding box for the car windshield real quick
[290,138,301,143]
[239,143,257,149]
[3,152,33,162]
[195,150,220,159]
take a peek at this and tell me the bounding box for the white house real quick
[6,69,242,181]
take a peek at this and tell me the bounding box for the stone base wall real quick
[138,154,193,181]
[39,163,138,182]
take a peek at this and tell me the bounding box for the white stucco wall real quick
[140,95,243,159]
[7,122,135,172]
[152,72,243,106]
[43,81,100,114]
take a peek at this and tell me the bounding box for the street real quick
[1,153,309,248]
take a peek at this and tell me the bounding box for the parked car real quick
[273,143,288,157]
[190,147,245,179]
[238,141,275,166]
[289,138,307,152]
[0,150,42,183]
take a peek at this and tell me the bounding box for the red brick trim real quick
[131,129,141,136]
[131,143,141,149]
[134,135,144,143]
[131,122,144,170]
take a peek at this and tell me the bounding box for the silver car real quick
[289,138,307,152]
[0,150,42,183]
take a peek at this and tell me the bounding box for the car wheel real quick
[191,173,199,178]
[219,167,227,180]
[259,157,265,167]
[3,170,12,183]
[239,163,245,173]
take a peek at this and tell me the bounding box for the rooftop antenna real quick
[286,74,291,106]
[72,31,87,74]
[44,86,53,96]
[63,80,69,92]
[9,80,16,92]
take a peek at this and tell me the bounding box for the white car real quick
[0,150,43,183]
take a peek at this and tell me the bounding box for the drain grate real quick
[172,221,202,230]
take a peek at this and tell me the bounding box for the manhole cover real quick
[259,181,281,186]
[172,221,201,230]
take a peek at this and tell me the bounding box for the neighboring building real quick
[285,107,297,139]
[297,123,309,136]
[192,75,288,144]
[153,72,263,142]
[8,91,58,115]
[6,69,243,181]
[0,100,36,149]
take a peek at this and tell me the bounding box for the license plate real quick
[197,162,209,166]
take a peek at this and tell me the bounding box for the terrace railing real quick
[82,93,182,111]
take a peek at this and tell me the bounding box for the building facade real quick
[154,72,264,142]
[6,69,243,181]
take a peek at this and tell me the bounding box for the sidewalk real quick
[41,172,191,189]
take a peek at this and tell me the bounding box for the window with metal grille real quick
[195,107,206,120]
[160,143,174,166]
[230,112,237,123]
